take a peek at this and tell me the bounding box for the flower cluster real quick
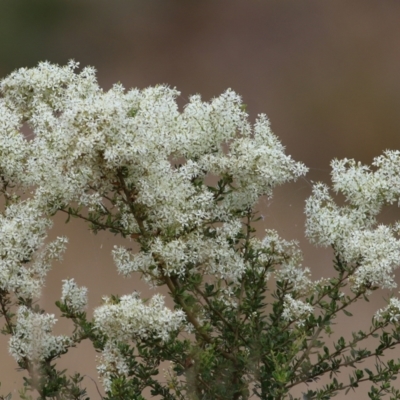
[94,293,186,342]
[375,297,400,323]
[113,220,247,281]
[306,156,400,292]
[281,294,313,327]
[61,279,88,313]
[9,306,72,363]
[0,61,307,217]
[96,342,131,393]
[0,199,67,299]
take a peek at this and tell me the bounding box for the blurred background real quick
[1,1,400,398]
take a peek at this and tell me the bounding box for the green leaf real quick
[343,309,353,317]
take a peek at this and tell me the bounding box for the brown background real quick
[1,1,400,398]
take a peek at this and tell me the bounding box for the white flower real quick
[375,297,400,323]
[113,220,246,282]
[9,306,72,363]
[305,155,400,292]
[345,225,400,291]
[275,264,313,296]
[61,278,88,313]
[305,182,372,250]
[94,293,186,342]
[1,61,307,287]
[112,246,155,277]
[0,199,67,299]
[96,341,130,392]
[1,65,303,232]
[282,294,313,327]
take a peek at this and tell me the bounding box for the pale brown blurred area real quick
[1,1,400,398]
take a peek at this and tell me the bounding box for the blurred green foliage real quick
[0,1,87,74]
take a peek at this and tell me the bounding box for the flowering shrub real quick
[1,61,400,399]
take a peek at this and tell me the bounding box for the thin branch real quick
[58,208,126,236]
[0,289,15,335]
[288,325,400,389]
[193,285,249,345]
[162,272,237,363]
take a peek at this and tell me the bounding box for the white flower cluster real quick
[245,230,314,295]
[94,293,186,342]
[375,297,400,323]
[61,278,88,313]
[0,100,30,185]
[0,61,307,284]
[9,306,72,363]
[0,199,68,299]
[94,293,186,390]
[96,342,130,393]
[113,220,246,281]
[0,62,302,380]
[281,294,313,327]
[305,155,400,292]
